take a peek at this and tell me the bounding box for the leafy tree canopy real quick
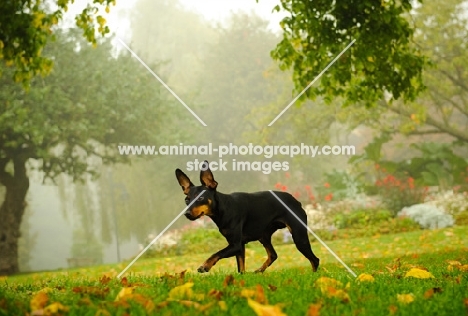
[270,0,429,106]
[0,0,115,88]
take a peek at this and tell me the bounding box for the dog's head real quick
[175,161,218,221]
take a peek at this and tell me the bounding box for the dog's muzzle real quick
[184,210,203,221]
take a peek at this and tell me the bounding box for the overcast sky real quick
[178,0,284,30]
[65,0,285,36]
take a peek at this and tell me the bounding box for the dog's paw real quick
[312,259,320,272]
[254,268,265,274]
[197,265,209,273]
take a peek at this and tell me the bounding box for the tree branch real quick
[379,100,468,143]
[429,87,468,117]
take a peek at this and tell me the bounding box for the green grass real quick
[1,226,467,315]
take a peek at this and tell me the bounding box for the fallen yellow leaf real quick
[241,288,257,299]
[357,273,375,283]
[168,282,205,301]
[114,287,134,301]
[405,268,434,279]
[447,260,462,266]
[241,285,267,304]
[397,293,415,304]
[315,277,343,292]
[218,301,227,311]
[247,298,286,316]
[44,302,69,314]
[459,265,468,272]
[168,282,194,300]
[326,287,350,302]
[30,292,48,311]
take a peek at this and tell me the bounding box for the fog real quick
[3,0,466,273]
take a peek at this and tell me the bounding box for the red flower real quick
[375,164,380,170]
[293,191,300,198]
[305,185,311,191]
[274,182,282,189]
[324,182,330,188]
[309,194,315,201]
[285,172,290,178]
[281,185,287,191]
[375,180,382,187]
[324,193,333,201]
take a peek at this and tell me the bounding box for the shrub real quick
[398,204,454,229]
[425,190,468,216]
[375,169,428,216]
[333,209,393,229]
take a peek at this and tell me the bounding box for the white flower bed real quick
[398,204,454,229]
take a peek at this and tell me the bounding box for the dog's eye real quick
[185,198,190,205]
[197,196,204,202]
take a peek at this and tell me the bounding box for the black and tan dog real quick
[175,162,320,273]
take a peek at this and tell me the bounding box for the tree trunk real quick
[0,158,29,276]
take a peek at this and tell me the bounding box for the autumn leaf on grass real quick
[247,298,286,316]
[307,303,322,316]
[241,285,267,304]
[178,301,215,312]
[424,288,443,299]
[315,277,350,302]
[268,284,277,291]
[356,273,375,283]
[405,268,434,279]
[115,287,134,301]
[388,305,398,314]
[326,287,350,303]
[218,301,228,311]
[30,292,48,311]
[314,277,343,292]
[208,289,223,300]
[44,302,69,314]
[99,275,112,285]
[223,275,235,287]
[168,282,204,301]
[447,260,462,267]
[397,293,415,304]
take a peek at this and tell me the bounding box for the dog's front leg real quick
[198,243,243,273]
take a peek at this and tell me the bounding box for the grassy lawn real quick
[1,226,467,315]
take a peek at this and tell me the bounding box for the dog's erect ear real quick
[200,160,218,190]
[175,169,194,195]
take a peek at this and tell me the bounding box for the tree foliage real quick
[0,29,174,274]
[0,0,115,88]
[270,0,428,106]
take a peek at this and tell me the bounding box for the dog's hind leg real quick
[255,227,278,273]
[236,244,246,273]
[288,218,320,272]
